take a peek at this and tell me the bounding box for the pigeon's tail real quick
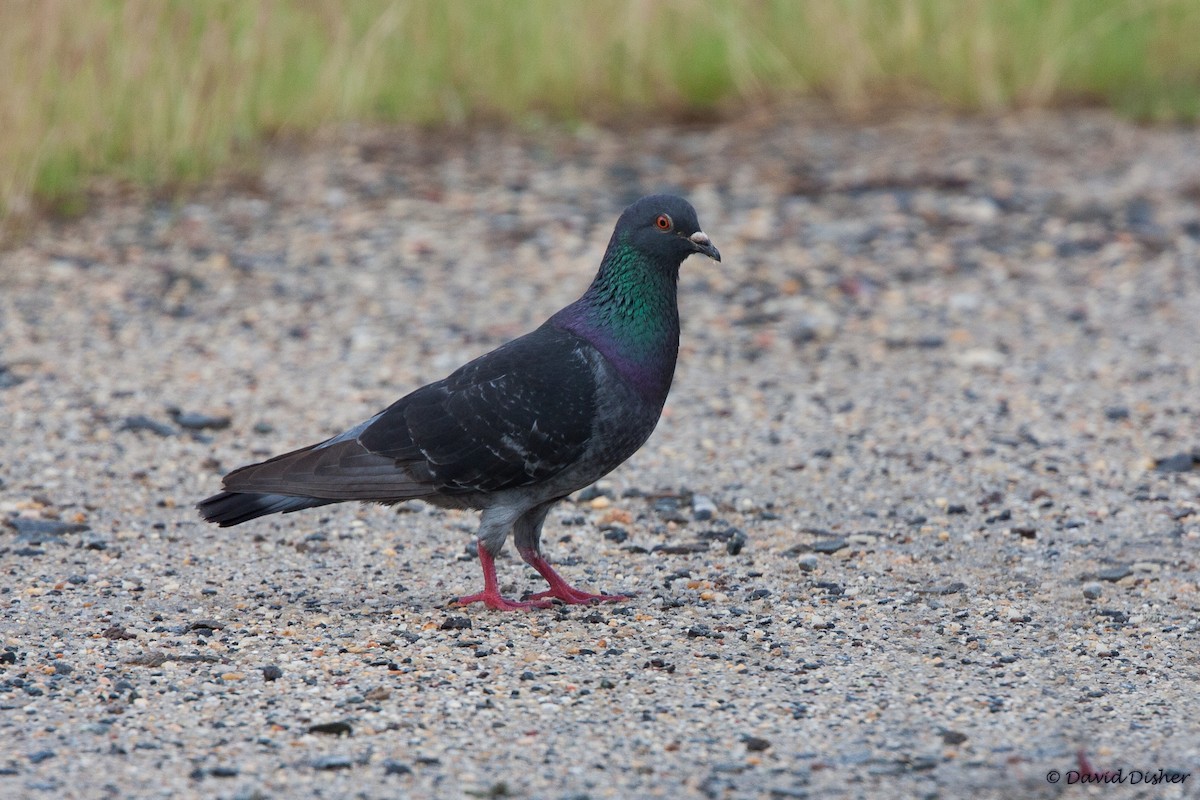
[197,491,336,527]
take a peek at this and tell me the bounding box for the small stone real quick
[691,494,717,521]
[576,482,614,502]
[743,736,771,752]
[726,529,748,555]
[652,496,688,523]
[28,750,55,764]
[101,626,137,640]
[168,408,232,430]
[1096,566,1131,582]
[601,525,628,543]
[1082,583,1103,600]
[941,730,968,746]
[383,760,412,775]
[1155,452,1197,473]
[5,518,91,539]
[120,415,176,437]
[308,721,352,737]
[312,755,354,771]
[261,665,283,681]
[0,364,26,390]
[811,538,847,554]
[797,555,819,572]
[440,615,472,630]
[1104,406,1130,421]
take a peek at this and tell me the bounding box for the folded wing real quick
[219,325,598,502]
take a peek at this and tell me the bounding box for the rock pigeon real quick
[198,195,720,610]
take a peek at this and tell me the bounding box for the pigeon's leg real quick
[456,507,551,611]
[514,503,629,605]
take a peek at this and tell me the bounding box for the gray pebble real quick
[119,415,176,437]
[691,494,717,521]
[1082,583,1103,599]
[168,408,232,430]
[6,519,91,539]
[1155,452,1197,472]
[312,755,355,771]
[725,529,747,555]
[1097,566,1132,582]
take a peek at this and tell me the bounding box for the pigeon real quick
[198,194,720,610]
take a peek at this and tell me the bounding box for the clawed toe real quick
[455,591,552,611]
[527,587,629,605]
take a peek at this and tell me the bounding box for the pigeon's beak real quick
[688,231,721,262]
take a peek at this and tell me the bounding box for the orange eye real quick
[655,214,673,231]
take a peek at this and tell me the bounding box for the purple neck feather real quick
[550,242,681,406]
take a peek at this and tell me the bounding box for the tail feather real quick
[197,491,336,527]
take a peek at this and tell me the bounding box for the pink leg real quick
[456,541,552,611]
[520,547,629,604]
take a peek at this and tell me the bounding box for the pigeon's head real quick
[616,194,721,266]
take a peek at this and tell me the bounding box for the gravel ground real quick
[2,107,1200,800]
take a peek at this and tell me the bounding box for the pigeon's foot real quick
[520,548,629,605]
[460,539,553,611]
[527,585,629,605]
[455,590,552,611]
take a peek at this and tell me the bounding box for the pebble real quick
[6,519,90,538]
[168,408,232,430]
[1155,452,1197,472]
[743,736,771,752]
[725,529,748,555]
[1104,405,1130,421]
[308,721,352,737]
[311,755,355,771]
[691,494,717,521]
[1082,583,1103,600]
[1096,566,1132,582]
[797,555,819,572]
[119,415,176,437]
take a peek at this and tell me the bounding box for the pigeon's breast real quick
[568,347,666,483]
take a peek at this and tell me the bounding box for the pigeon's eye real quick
[655,214,673,231]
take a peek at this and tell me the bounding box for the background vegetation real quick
[3,0,1198,221]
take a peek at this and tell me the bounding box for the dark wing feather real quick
[220,324,597,501]
[360,324,597,494]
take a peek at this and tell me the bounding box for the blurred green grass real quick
[2,0,1198,221]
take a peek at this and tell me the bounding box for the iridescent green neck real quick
[552,238,681,402]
